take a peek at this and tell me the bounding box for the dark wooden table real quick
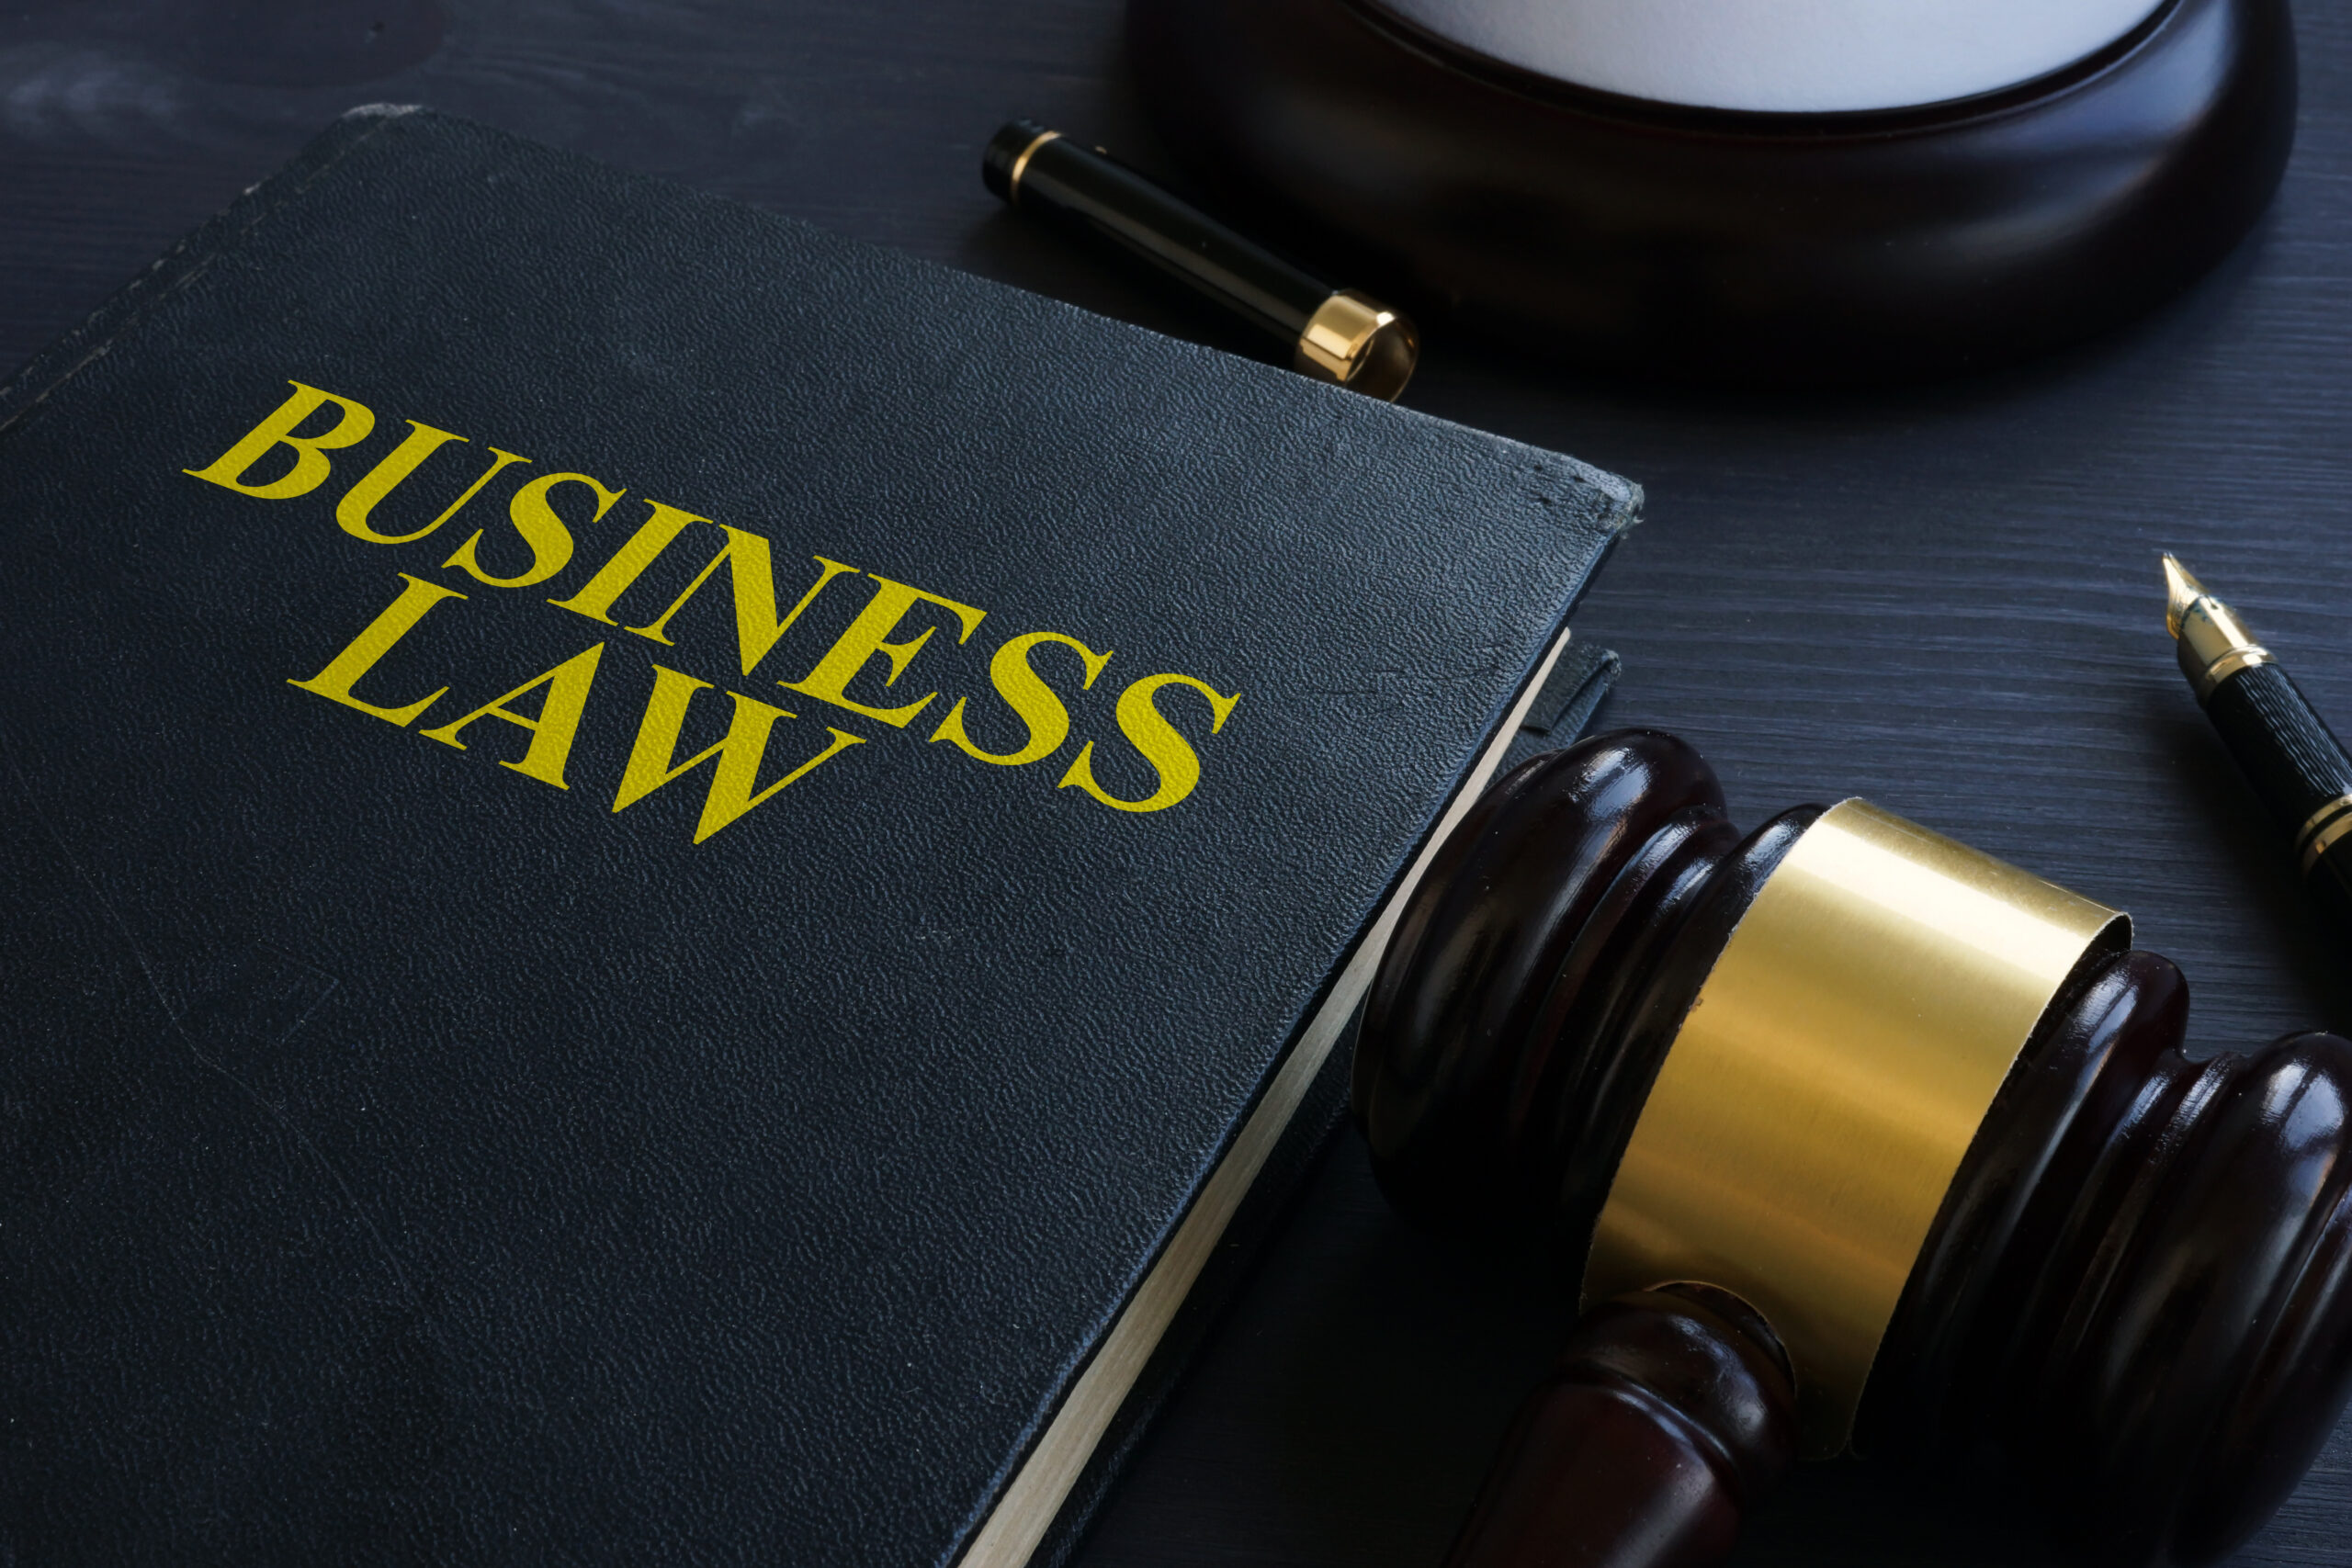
[6,4,2349,1564]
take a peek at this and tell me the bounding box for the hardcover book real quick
[0,107,1635,1564]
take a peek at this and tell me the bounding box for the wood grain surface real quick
[4,3,2348,1563]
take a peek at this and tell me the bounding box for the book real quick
[0,107,1636,1565]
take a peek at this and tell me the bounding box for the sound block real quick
[1126,0,2295,386]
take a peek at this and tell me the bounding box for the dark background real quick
[4,2,2347,1563]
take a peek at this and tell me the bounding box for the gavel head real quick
[1356,730,2352,1568]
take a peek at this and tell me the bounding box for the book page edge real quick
[955,626,1579,1568]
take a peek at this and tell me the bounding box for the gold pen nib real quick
[2163,553,2270,698]
[2162,553,2206,639]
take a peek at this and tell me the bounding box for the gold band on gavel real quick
[1580,800,2129,1457]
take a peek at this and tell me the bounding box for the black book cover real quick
[0,107,1635,1564]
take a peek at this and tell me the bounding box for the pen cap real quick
[983,119,1418,399]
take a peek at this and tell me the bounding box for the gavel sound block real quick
[1127,0,2295,385]
[1357,731,2352,1568]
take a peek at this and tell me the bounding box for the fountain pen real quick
[981,120,1418,400]
[2164,555,2352,925]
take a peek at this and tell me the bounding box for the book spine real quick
[0,105,418,441]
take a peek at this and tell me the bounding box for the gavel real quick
[1356,729,2352,1568]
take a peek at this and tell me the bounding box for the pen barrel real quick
[2203,662,2352,878]
[982,120,1417,399]
[986,120,1329,342]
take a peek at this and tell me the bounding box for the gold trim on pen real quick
[1006,129,1061,206]
[2296,795,2351,852]
[2176,589,2272,703]
[2301,795,2352,873]
[2199,644,2276,693]
[1293,289,1419,401]
[1582,800,2128,1458]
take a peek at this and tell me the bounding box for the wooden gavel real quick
[1356,729,2352,1568]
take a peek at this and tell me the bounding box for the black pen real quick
[2164,554,2352,925]
[982,120,1418,400]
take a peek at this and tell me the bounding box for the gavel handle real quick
[1444,1286,1799,1568]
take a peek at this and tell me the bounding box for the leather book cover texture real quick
[0,107,1636,1564]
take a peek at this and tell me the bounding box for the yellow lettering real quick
[185,381,375,499]
[626,533,857,677]
[613,663,865,843]
[780,574,987,728]
[417,643,606,789]
[444,471,624,589]
[547,501,710,621]
[287,573,468,726]
[929,631,1112,766]
[1058,673,1239,814]
[339,423,530,545]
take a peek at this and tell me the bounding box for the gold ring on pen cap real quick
[1293,290,1419,402]
[1006,129,1061,206]
[2301,795,2352,873]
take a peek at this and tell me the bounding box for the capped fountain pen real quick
[981,120,1418,400]
[2164,554,2352,926]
